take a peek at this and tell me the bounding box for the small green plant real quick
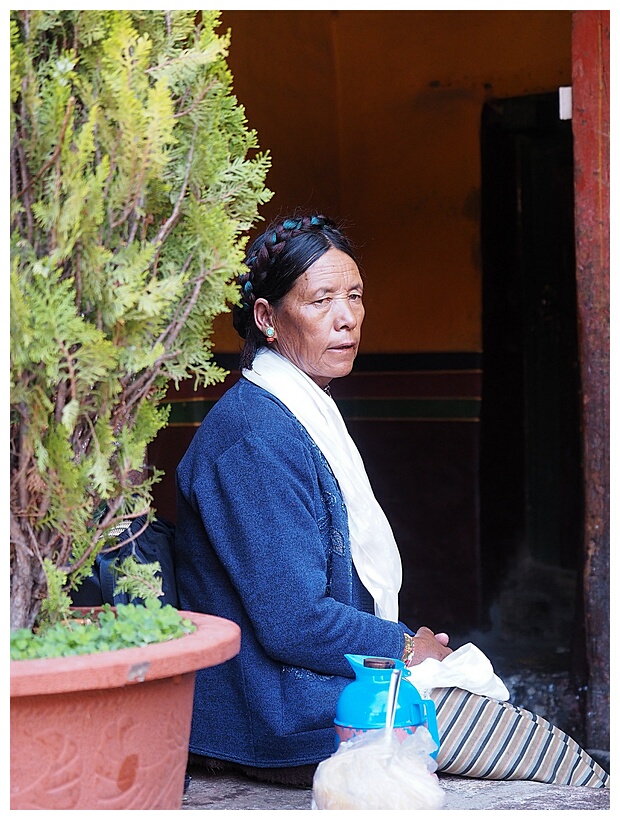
[10,599,195,660]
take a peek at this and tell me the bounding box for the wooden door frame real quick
[571,10,609,751]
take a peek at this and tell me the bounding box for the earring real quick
[265,326,276,343]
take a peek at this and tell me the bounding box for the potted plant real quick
[10,10,271,809]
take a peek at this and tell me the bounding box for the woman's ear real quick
[254,298,274,335]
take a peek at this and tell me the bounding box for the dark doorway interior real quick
[479,93,583,652]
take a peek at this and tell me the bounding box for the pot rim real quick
[10,610,241,697]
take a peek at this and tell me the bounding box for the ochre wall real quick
[150,11,574,632]
[212,9,572,353]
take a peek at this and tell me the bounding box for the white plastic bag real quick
[311,725,445,810]
[405,642,509,701]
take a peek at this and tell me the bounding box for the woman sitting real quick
[173,212,608,789]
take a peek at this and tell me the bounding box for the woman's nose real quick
[335,299,357,329]
[334,297,359,329]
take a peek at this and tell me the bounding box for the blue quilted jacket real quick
[174,377,410,767]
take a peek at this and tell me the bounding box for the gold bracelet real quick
[402,632,416,667]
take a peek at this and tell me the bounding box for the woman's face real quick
[257,248,365,388]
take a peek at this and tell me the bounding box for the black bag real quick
[71,514,179,608]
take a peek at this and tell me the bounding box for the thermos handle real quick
[423,699,440,759]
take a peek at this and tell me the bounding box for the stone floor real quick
[182,767,610,811]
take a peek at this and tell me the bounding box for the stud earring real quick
[265,326,276,343]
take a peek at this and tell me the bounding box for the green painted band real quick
[167,397,480,426]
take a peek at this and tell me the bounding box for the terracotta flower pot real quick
[10,611,240,810]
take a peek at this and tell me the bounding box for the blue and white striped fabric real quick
[432,687,609,788]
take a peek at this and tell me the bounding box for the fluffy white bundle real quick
[311,726,445,811]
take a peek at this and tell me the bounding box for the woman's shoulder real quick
[192,377,313,452]
[177,378,342,509]
[216,377,297,425]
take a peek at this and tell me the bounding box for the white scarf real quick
[242,348,402,622]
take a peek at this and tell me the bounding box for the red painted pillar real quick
[571,10,609,752]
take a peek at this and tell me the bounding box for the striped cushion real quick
[431,687,609,788]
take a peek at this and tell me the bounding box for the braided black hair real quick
[233,212,358,369]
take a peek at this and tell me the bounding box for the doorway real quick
[479,93,583,647]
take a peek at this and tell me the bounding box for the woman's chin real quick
[324,361,356,382]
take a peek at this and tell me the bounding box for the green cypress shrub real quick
[10,10,271,630]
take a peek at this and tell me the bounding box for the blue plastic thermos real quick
[334,654,440,758]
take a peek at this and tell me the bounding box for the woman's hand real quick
[408,626,453,665]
